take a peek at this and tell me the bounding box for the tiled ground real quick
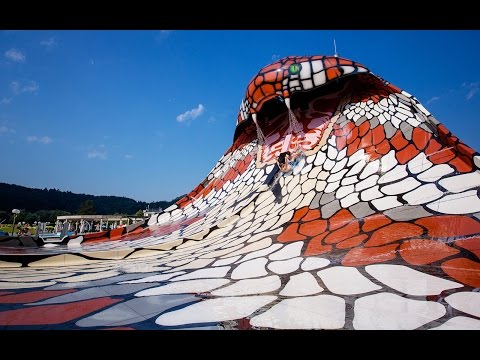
[0,55,478,330]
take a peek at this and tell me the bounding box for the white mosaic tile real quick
[431,316,480,330]
[238,244,283,264]
[439,172,480,193]
[371,196,403,211]
[301,257,330,271]
[365,264,462,296]
[119,271,186,284]
[381,177,421,195]
[156,296,276,326]
[279,272,323,297]
[173,266,231,281]
[136,279,230,296]
[212,256,242,267]
[212,275,280,296]
[250,295,345,329]
[353,293,445,330]
[427,190,480,214]
[269,241,303,261]
[231,258,268,279]
[58,270,120,283]
[445,292,480,318]
[317,266,381,295]
[407,152,432,174]
[403,183,443,205]
[267,257,303,275]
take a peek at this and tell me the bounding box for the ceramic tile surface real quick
[1,54,478,330]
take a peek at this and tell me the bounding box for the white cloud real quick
[22,81,39,93]
[124,154,134,159]
[4,48,25,62]
[0,125,15,134]
[40,37,57,49]
[27,135,52,144]
[88,149,107,160]
[426,96,440,105]
[176,104,205,123]
[467,88,478,100]
[10,80,39,95]
[0,97,11,105]
[462,82,479,100]
[10,81,20,94]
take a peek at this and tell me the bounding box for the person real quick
[277,146,303,173]
[18,225,29,236]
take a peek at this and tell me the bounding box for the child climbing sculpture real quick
[277,146,303,173]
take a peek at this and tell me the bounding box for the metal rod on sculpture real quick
[252,113,267,146]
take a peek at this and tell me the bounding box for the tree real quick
[45,210,71,223]
[24,212,39,224]
[78,200,96,215]
[135,209,145,217]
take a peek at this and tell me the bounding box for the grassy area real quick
[0,225,39,235]
[0,225,15,234]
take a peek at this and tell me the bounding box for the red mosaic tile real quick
[449,155,473,173]
[365,223,423,247]
[336,234,368,249]
[399,239,460,265]
[391,130,409,150]
[429,147,455,164]
[329,208,355,230]
[362,214,392,232]
[0,297,121,326]
[415,215,480,238]
[305,232,331,256]
[412,127,431,151]
[277,223,307,243]
[299,219,328,237]
[396,144,419,164]
[372,126,385,145]
[441,258,480,287]
[424,138,442,156]
[301,209,322,222]
[358,121,370,137]
[0,289,76,304]
[341,244,399,266]
[291,207,309,222]
[454,237,480,259]
[324,222,360,244]
[346,126,359,145]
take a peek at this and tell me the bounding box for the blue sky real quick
[0,30,479,202]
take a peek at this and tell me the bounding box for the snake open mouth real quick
[233,55,377,167]
[252,77,350,165]
[234,72,388,167]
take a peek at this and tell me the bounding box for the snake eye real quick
[288,63,302,75]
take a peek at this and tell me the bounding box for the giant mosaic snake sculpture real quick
[0,55,479,330]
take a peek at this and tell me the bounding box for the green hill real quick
[0,182,183,223]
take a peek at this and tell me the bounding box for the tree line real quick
[0,182,183,224]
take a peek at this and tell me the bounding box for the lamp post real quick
[11,209,20,236]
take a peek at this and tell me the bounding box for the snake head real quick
[236,55,370,126]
